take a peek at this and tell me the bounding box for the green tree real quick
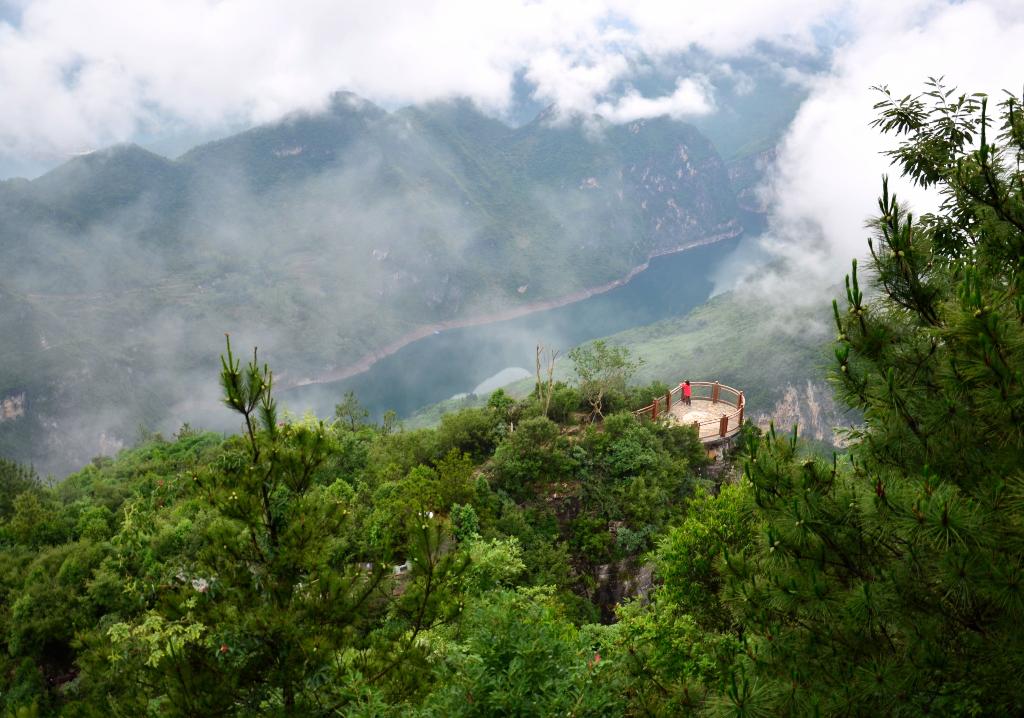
[335,390,369,430]
[490,416,573,501]
[716,82,1024,715]
[95,338,466,715]
[450,503,480,542]
[613,483,753,716]
[569,340,643,421]
[6,492,69,548]
[0,458,37,521]
[421,588,624,717]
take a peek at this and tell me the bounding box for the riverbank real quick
[284,227,742,389]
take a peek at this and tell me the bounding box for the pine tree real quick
[101,338,467,715]
[717,82,1024,715]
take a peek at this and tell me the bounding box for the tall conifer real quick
[718,82,1024,715]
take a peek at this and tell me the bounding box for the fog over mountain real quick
[5,4,1024,715]
[0,0,835,171]
[719,0,1024,317]
[4,0,1021,477]
[1,92,751,475]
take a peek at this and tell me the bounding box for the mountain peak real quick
[77,142,170,164]
[35,143,174,185]
[326,91,385,119]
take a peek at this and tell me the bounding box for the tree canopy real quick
[715,81,1024,715]
[2,80,1024,717]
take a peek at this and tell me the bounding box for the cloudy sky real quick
[0,0,974,163]
[0,0,834,169]
[1,0,1023,289]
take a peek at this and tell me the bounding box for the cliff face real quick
[0,392,25,422]
[592,559,656,623]
[726,148,775,214]
[754,380,849,446]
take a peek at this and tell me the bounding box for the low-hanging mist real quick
[1,93,746,476]
[715,0,1024,322]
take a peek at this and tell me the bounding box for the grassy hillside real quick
[406,288,836,437]
[610,291,832,410]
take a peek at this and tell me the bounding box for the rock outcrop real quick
[1,392,26,422]
[754,380,850,446]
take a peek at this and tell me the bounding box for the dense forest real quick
[2,84,1024,716]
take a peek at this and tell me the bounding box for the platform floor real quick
[666,398,739,441]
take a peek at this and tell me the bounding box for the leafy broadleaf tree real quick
[569,340,643,421]
[717,82,1024,715]
[335,390,370,430]
[421,588,624,717]
[97,338,466,715]
[614,483,753,716]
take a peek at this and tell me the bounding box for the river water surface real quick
[284,235,742,420]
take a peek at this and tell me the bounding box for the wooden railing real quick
[634,380,745,442]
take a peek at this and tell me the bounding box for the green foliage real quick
[485,388,516,420]
[576,413,703,535]
[570,340,644,420]
[74,504,114,542]
[490,416,572,500]
[713,83,1024,715]
[0,459,37,521]
[623,380,671,415]
[546,382,584,423]
[656,484,754,633]
[420,588,624,717]
[0,338,713,715]
[6,492,71,548]
[612,482,754,715]
[459,536,526,594]
[1,340,470,716]
[435,407,504,462]
[3,666,41,718]
[449,503,480,542]
[335,390,370,430]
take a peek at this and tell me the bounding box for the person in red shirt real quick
[682,379,692,406]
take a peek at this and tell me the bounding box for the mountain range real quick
[1,92,751,475]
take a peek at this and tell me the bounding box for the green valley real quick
[3,3,1022,710]
[1,95,744,475]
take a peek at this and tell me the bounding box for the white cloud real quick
[595,77,714,122]
[605,0,845,57]
[0,0,840,163]
[715,63,756,96]
[727,0,1024,309]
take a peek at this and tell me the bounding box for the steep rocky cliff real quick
[0,392,25,422]
[753,380,850,446]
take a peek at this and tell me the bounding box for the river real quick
[282,234,743,421]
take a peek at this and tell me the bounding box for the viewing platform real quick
[634,381,745,444]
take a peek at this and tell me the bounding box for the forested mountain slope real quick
[4,81,1023,717]
[0,343,716,715]
[0,94,742,475]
